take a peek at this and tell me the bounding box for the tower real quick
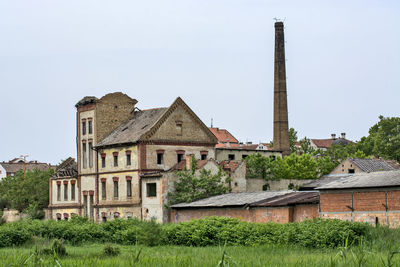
[273,21,290,156]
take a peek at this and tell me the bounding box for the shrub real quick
[50,238,67,256]
[103,244,120,256]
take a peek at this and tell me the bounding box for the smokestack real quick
[273,21,290,156]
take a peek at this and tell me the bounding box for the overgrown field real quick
[0,217,371,248]
[1,217,400,266]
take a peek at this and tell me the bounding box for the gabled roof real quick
[96,107,168,147]
[316,170,400,190]
[219,160,242,172]
[311,139,334,149]
[171,191,291,208]
[251,191,319,207]
[209,128,238,144]
[349,158,395,172]
[0,162,53,174]
[96,97,217,148]
[299,174,349,190]
[53,157,77,178]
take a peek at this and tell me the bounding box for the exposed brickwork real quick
[293,204,319,222]
[387,191,400,210]
[320,193,352,212]
[354,192,386,211]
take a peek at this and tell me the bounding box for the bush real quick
[103,244,120,256]
[50,238,67,256]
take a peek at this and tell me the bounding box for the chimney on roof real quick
[273,21,290,157]
[331,133,336,139]
[186,154,194,170]
[341,133,346,139]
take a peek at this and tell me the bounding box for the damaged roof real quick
[96,107,168,147]
[316,170,400,190]
[53,157,77,178]
[171,191,291,208]
[299,174,351,190]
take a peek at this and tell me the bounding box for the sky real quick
[0,0,399,164]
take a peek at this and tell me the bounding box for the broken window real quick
[114,153,118,167]
[64,183,68,201]
[228,154,235,160]
[127,179,132,198]
[126,154,131,166]
[82,143,87,169]
[348,169,355,174]
[177,154,183,163]
[71,183,75,201]
[242,154,248,159]
[101,155,106,168]
[101,180,106,200]
[146,183,157,197]
[114,180,119,199]
[88,142,93,168]
[82,121,86,135]
[157,153,163,165]
[201,154,207,160]
[57,184,61,201]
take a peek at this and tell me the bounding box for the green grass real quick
[0,244,399,267]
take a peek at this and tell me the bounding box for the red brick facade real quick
[320,189,400,227]
[170,204,318,224]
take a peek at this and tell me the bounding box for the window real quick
[201,154,207,160]
[71,183,75,201]
[82,121,86,135]
[101,180,106,200]
[89,195,94,218]
[114,180,119,199]
[242,154,248,159]
[127,179,132,198]
[64,183,68,201]
[88,142,93,168]
[82,143,87,169]
[88,120,93,134]
[348,169,355,174]
[177,154,183,163]
[157,153,163,165]
[102,216,107,223]
[83,195,88,217]
[270,155,276,161]
[113,153,118,167]
[126,154,131,166]
[101,155,106,168]
[228,154,235,160]
[146,183,157,197]
[57,184,61,201]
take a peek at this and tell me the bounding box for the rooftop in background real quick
[0,158,56,176]
[349,158,396,172]
[52,157,77,178]
[311,133,354,150]
[316,170,400,190]
[209,127,238,144]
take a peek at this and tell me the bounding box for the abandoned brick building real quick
[48,92,255,223]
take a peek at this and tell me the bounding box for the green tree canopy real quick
[168,157,231,205]
[357,116,400,162]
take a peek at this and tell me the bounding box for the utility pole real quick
[20,155,29,181]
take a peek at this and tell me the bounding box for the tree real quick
[298,137,315,155]
[289,128,298,154]
[168,156,231,205]
[357,116,400,162]
[0,168,54,216]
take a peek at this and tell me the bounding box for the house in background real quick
[310,133,353,151]
[209,127,282,161]
[330,158,396,174]
[0,158,55,178]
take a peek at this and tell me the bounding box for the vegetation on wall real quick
[0,169,54,219]
[168,156,231,205]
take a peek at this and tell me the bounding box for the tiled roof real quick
[311,139,334,148]
[209,128,238,144]
[1,162,53,174]
[316,170,400,190]
[171,191,291,208]
[75,96,98,107]
[219,160,241,172]
[96,108,168,147]
[350,158,395,172]
[170,159,210,171]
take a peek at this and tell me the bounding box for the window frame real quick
[146,183,157,197]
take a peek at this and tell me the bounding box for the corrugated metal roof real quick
[350,158,395,172]
[300,174,351,190]
[251,191,319,207]
[316,170,400,190]
[171,191,291,208]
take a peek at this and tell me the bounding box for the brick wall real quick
[320,189,400,227]
[170,204,319,224]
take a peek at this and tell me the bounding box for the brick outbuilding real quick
[317,170,400,227]
[170,191,319,224]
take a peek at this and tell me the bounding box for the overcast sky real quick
[0,0,399,164]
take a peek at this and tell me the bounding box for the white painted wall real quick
[0,164,6,180]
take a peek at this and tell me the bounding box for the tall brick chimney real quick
[273,21,290,156]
